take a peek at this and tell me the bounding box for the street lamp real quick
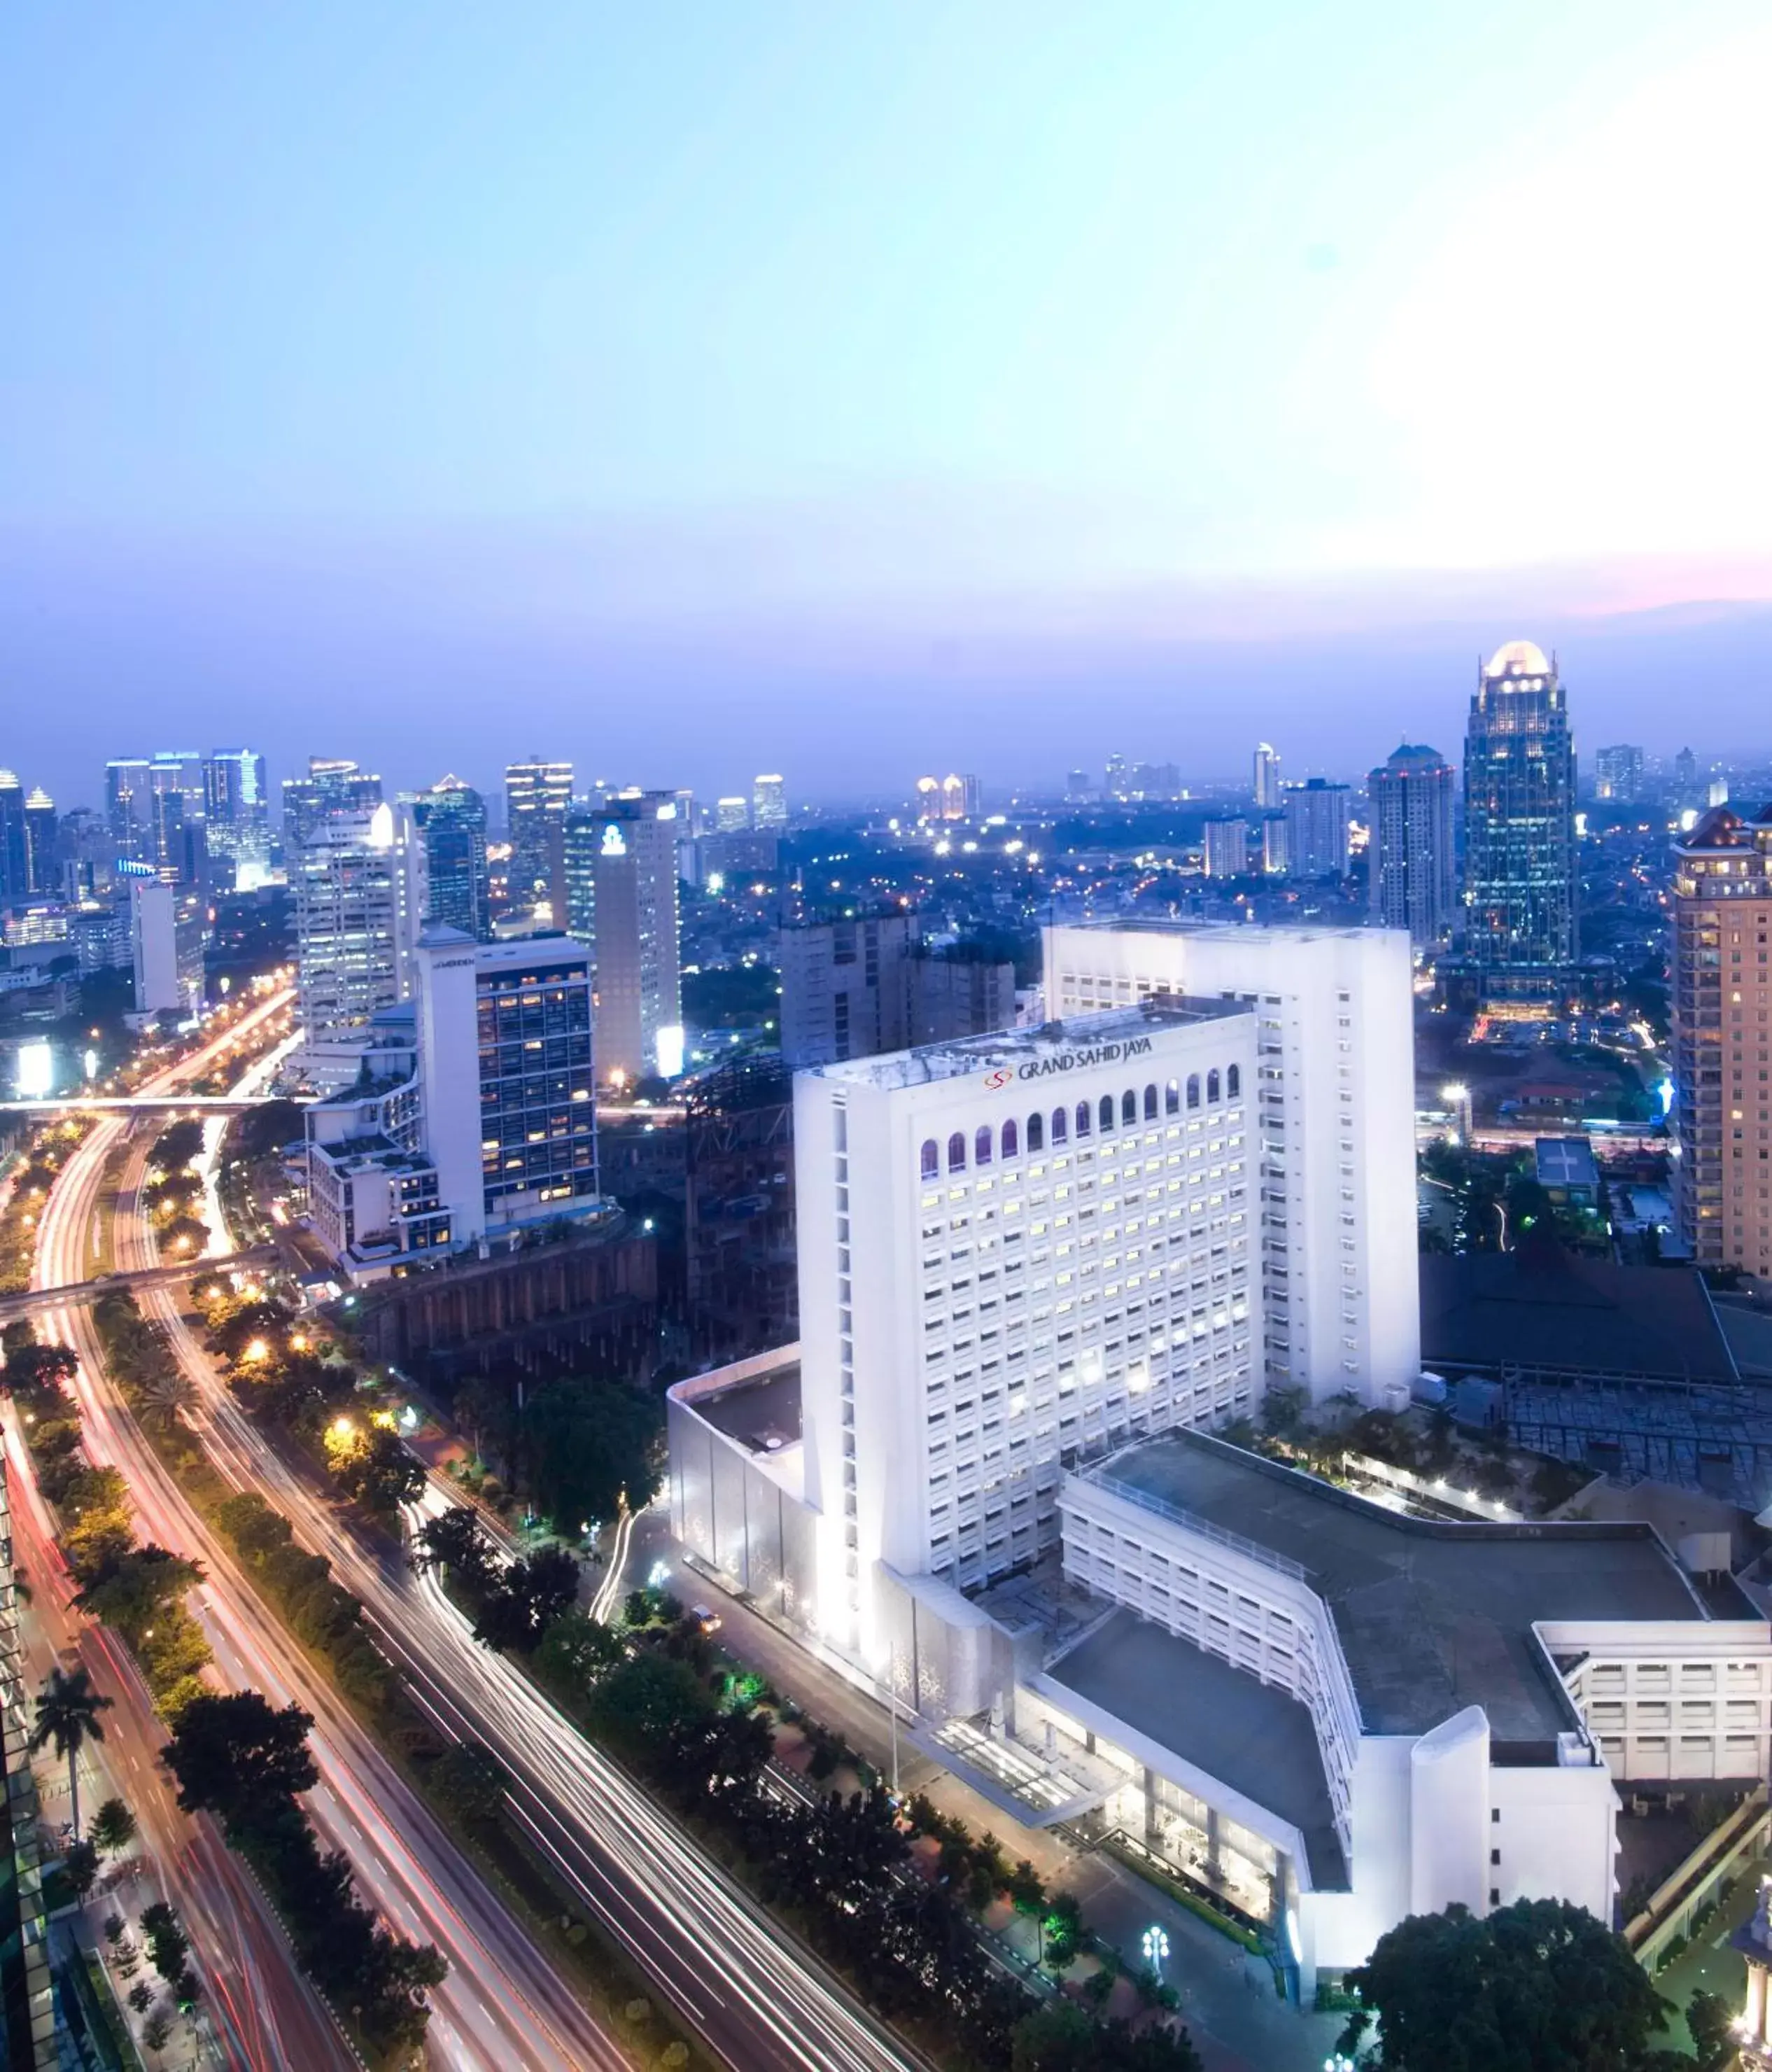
[1141,1924,1169,1978]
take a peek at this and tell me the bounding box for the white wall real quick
[415,934,485,1243]
[1409,1707,1491,1916]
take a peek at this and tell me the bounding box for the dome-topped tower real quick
[1484,638,1552,679]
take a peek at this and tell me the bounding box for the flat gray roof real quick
[686,1362,802,1456]
[1089,1432,1710,1741]
[1046,1607,1349,1889]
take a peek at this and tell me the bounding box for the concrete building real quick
[910,948,1019,1048]
[1281,779,1351,878]
[128,876,203,1016]
[780,914,1016,1069]
[1461,639,1578,997]
[715,796,750,832]
[1367,743,1456,947]
[412,777,491,940]
[752,774,788,832]
[504,757,574,921]
[304,929,600,1278]
[1671,804,1772,1270]
[20,790,55,899]
[1260,817,1289,876]
[202,750,270,890]
[1202,818,1249,880]
[1042,920,1420,1407]
[1594,744,1645,804]
[281,757,383,854]
[293,802,422,1091]
[563,790,684,1082]
[0,776,26,907]
[1252,743,1281,811]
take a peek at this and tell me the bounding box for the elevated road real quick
[0,1248,280,1326]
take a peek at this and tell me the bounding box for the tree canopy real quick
[162,1693,319,1837]
[519,1376,660,1535]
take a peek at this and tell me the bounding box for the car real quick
[691,1604,722,1634]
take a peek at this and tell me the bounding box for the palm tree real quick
[29,1665,113,1840]
[136,1367,196,1435]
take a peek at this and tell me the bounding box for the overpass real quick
[0,1245,283,1326]
[0,1096,280,1116]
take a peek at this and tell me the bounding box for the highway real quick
[29,997,624,2072]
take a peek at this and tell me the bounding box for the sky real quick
[6,2,1772,808]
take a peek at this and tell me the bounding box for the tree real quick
[3,1341,78,1395]
[330,1426,424,1514]
[533,1610,625,1693]
[216,1492,294,1562]
[136,1366,197,1434]
[162,1693,318,1839]
[141,2010,172,2053]
[1687,1988,1736,2072]
[150,1120,205,1172]
[30,1664,113,1837]
[518,1376,661,1535]
[139,1901,190,1984]
[431,1742,509,1827]
[1346,1898,1671,2072]
[1012,2004,1201,2071]
[60,1838,99,1900]
[470,1546,581,1653]
[78,1547,204,1647]
[412,1506,498,1598]
[89,1796,137,1858]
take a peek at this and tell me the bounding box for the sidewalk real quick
[643,1514,1344,2072]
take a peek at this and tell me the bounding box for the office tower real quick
[1281,778,1351,877]
[1669,806,1772,1271]
[1260,816,1289,876]
[505,757,573,919]
[20,792,55,897]
[1104,752,1129,800]
[794,1001,1260,1652]
[563,791,683,1082]
[304,927,600,1274]
[1043,920,1420,1407]
[908,948,1018,1046]
[0,777,25,906]
[202,750,269,890]
[1127,760,1181,801]
[752,774,788,832]
[1202,818,1249,879]
[129,880,184,1014]
[1674,746,1699,803]
[1461,640,1578,997]
[779,915,1018,1068]
[1064,769,1092,802]
[282,757,382,853]
[1711,776,1731,808]
[1593,744,1644,804]
[294,802,421,1090]
[104,757,153,860]
[412,777,491,939]
[1367,743,1456,946]
[146,752,207,880]
[715,796,750,832]
[1252,743,1281,809]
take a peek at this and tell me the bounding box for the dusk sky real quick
[7,3,1772,809]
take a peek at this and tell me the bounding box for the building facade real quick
[294,802,421,1090]
[1593,744,1645,804]
[0,779,25,908]
[1203,818,1249,880]
[563,790,684,1082]
[1461,640,1578,996]
[1281,779,1351,878]
[1252,743,1281,811]
[281,757,383,853]
[202,750,270,890]
[1042,920,1421,1407]
[412,776,491,940]
[752,774,788,831]
[1367,743,1456,946]
[1671,805,1772,1270]
[503,757,574,920]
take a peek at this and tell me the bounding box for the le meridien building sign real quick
[983,1034,1155,1090]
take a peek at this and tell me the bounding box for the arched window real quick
[1165,1079,1180,1116]
[1227,1063,1241,1099]
[1099,1094,1116,1133]
[1075,1100,1092,1138]
[1186,1074,1200,1110]
[1027,1111,1044,1154]
[920,1138,938,1181]
[1144,1084,1158,1121]
[1051,1107,1068,1144]
[1001,1118,1019,1160]
[1122,1089,1138,1126]
[1207,1069,1221,1103]
[975,1124,993,1167]
[948,1131,966,1172]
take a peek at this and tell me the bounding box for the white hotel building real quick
[668,920,1772,1989]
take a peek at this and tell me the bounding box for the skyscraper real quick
[1674,746,1700,804]
[752,773,788,832]
[563,790,683,1082]
[0,777,26,906]
[21,792,56,897]
[505,757,573,919]
[1671,806,1772,1271]
[1281,778,1351,877]
[1202,817,1249,878]
[0,1450,55,2070]
[715,796,750,832]
[283,757,384,853]
[146,752,207,881]
[104,757,153,860]
[294,802,422,1090]
[1367,743,1456,946]
[412,777,491,940]
[202,750,269,889]
[1252,743,1281,809]
[1593,744,1645,804]
[1461,640,1577,996]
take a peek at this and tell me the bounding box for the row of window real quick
[921,1072,1242,1177]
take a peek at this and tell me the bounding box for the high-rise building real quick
[752,774,788,832]
[412,777,491,940]
[0,777,26,906]
[1260,816,1289,876]
[104,757,153,860]
[127,877,204,1016]
[294,802,422,1090]
[505,757,573,919]
[1593,744,1644,804]
[1281,778,1351,878]
[779,915,1017,1068]
[145,752,207,881]
[1043,920,1421,1407]
[1670,806,1772,1271]
[1367,743,1456,947]
[563,790,683,1082]
[1461,640,1577,996]
[282,757,383,853]
[0,1450,55,2069]
[1064,769,1094,803]
[1252,743,1281,809]
[1202,818,1249,879]
[715,796,750,833]
[202,750,269,889]
[304,927,600,1276]
[21,792,56,897]
[1674,746,1700,804]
